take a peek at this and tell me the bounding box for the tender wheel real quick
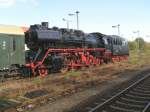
[0,72,5,82]
[21,67,32,77]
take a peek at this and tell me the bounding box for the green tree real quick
[135,38,145,50]
[128,37,145,50]
[128,41,137,50]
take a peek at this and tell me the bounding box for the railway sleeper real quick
[129,90,150,97]
[141,80,150,84]
[125,94,150,100]
[136,85,150,89]
[110,101,144,110]
[127,92,150,98]
[139,82,150,85]
[133,88,150,93]
[109,105,140,112]
[115,100,145,109]
[120,97,148,105]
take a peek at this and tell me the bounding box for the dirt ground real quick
[32,64,150,112]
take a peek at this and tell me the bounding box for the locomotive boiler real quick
[25,22,104,50]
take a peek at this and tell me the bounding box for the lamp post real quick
[68,11,80,30]
[112,24,120,36]
[133,30,140,37]
[76,11,80,30]
[62,18,71,29]
[133,30,140,63]
[133,30,140,49]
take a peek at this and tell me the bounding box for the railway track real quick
[0,72,21,83]
[71,73,150,112]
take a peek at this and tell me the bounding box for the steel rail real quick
[88,73,150,112]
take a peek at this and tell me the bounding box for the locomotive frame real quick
[25,48,106,77]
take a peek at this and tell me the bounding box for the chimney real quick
[41,22,49,28]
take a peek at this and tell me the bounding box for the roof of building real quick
[0,24,28,35]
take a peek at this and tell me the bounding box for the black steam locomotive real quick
[24,22,129,76]
[25,22,104,50]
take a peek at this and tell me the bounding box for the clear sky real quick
[0,0,150,41]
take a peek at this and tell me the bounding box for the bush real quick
[129,38,145,50]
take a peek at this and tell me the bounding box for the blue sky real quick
[0,0,150,41]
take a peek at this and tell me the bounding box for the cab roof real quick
[0,24,28,35]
